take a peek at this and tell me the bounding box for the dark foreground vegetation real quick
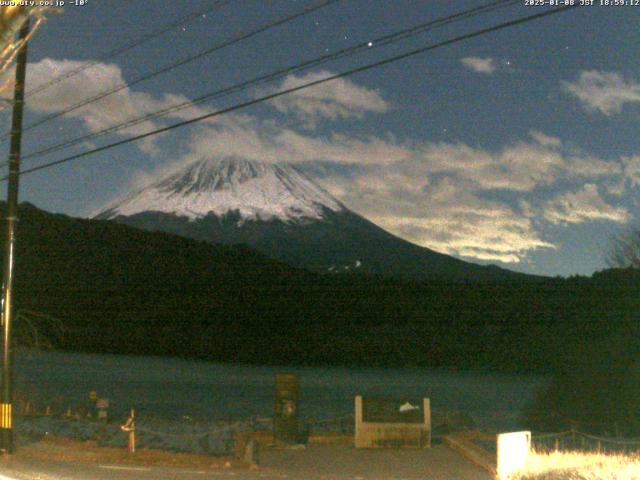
[4,203,640,431]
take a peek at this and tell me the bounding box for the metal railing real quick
[532,429,640,455]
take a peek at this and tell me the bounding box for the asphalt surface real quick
[0,443,491,479]
[0,457,248,480]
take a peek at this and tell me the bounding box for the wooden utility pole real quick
[0,13,29,454]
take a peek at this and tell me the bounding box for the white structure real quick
[497,431,531,480]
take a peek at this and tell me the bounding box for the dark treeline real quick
[6,203,639,382]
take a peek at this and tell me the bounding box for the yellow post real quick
[121,408,135,453]
[129,429,135,453]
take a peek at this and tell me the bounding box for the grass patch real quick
[512,450,640,480]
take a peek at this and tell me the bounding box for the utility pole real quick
[0,13,29,454]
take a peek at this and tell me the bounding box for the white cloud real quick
[530,130,561,148]
[543,184,630,224]
[1,58,194,138]
[267,70,389,125]
[156,117,613,195]
[562,70,640,115]
[460,56,496,74]
[415,140,596,193]
[333,176,555,264]
[154,114,604,196]
[163,114,412,168]
[623,155,640,187]
[603,177,626,196]
[415,136,621,193]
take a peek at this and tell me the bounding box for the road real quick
[0,442,491,479]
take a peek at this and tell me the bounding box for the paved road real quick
[0,444,491,479]
[259,444,492,480]
[0,457,248,480]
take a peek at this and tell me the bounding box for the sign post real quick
[274,374,299,444]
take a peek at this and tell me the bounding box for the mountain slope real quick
[97,157,345,222]
[96,157,526,281]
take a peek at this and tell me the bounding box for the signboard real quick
[355,395,431,449]
[362,397,424,424]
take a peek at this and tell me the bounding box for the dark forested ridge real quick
[5,203,640,375]
[106,208,530,282]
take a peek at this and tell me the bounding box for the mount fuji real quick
[95,157,524,280]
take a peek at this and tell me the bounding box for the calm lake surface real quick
[14,350,549,432]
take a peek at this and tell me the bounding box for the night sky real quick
[1,0,638,277]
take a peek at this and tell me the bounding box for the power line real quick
[9,0,234,104]
[3,4,577,181]
[16,0,519,165]
[0,0,341,143]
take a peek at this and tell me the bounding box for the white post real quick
[423,398,431,448]
[354,395,363,448]
[497,431,531,480]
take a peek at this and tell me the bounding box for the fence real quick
[14,412,357,455]
[302,414,354,434]
[527,410,640,437]
[532,429,640,455]
[18,408,549,456]
[15,414,255,456]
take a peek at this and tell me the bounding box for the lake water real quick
[13,350,549,432]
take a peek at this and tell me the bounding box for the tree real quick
[14,309,66,350]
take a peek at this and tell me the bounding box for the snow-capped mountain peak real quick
[95,157,345,222]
